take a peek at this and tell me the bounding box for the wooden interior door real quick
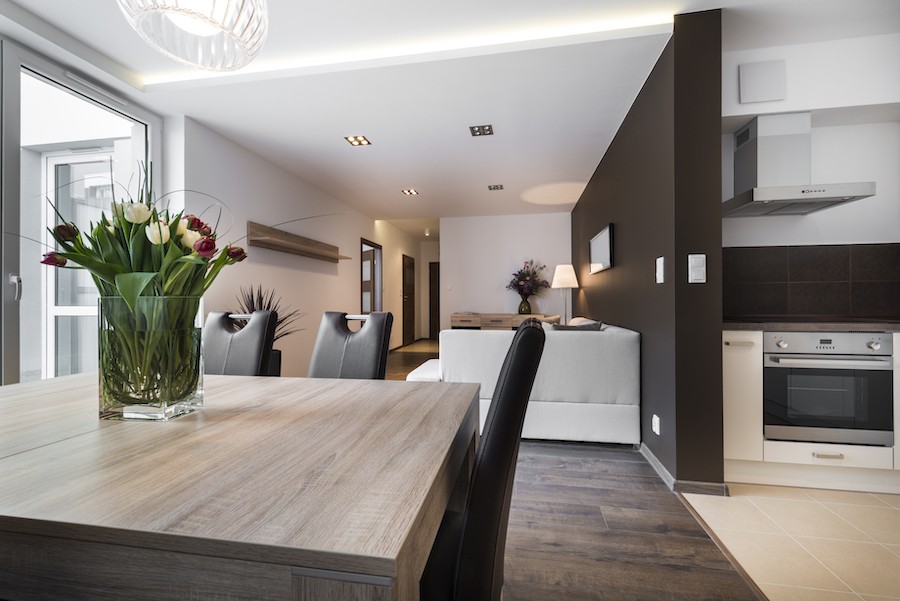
[429,262,440,340]
[402,255,415,346]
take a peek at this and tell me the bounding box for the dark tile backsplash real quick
[788,246,850,282]
[723,243,900,320]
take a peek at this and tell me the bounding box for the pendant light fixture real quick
[117,0,268,71]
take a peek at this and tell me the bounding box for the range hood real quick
[722,112,875,218]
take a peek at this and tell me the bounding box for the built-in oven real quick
[763,331,894,446]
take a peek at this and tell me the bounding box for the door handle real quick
[8,273,21,301]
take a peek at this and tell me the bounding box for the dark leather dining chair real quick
[420,318,546,601]
[204,310,277,376]
[307,312,393,379]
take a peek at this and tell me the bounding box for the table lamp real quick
[551,264,579,325]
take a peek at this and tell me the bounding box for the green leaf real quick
[115,272,158,311]
[160,241,183,274]
[129,225,146,271]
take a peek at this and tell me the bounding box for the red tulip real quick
[41,252,67,267]
[193,236,217,259]
[225,245,247,262]
[53,223,78,242]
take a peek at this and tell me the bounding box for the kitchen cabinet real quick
[723,330,763,461]
[895,333,900,470]
[765,440,893,470]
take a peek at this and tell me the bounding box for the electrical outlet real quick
[651,414,661,436]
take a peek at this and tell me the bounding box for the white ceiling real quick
[2,0,899,240]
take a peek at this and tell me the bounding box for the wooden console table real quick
[0,374,479,601]
[450,312,557,330]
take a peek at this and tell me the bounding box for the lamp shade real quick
[117,0,268,71]
[551,264,578,289]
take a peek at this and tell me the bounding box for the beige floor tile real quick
[797,538,900,597]
[715,529,851,591]
[804,488,893,507]
[728,483,815,500]
[873,494,900,510]
[886,545,900,559]
[860,595,900,601]
[750,497,873,541]
[683,493,781,534]
[825,504,900,545]
[760,584,863,601]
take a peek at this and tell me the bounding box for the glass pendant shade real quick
[117,0,268,71]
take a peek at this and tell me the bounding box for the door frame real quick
[360,238,382,313]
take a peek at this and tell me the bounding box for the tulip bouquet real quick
[42,164,246,419]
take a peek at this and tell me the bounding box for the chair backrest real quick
[204,311,277,376]
[307,312,393,379]
[454,318,545,600]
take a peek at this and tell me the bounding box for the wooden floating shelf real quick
[246,221,351,263]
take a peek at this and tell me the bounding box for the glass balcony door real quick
[2,40,160,384]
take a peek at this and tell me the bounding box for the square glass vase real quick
[99,296,203,420]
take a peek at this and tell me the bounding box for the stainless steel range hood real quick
[722,113,875,218]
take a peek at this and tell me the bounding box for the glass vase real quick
[518,298,532,315]
[99,296,203,420]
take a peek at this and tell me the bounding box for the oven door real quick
[763,354,894,446]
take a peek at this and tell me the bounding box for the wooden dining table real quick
[0,373,480,601]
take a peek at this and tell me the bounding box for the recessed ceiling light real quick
[402,189,419,195]
[469,124,493,137]
[345,135,371,146]
[488,184,504,191]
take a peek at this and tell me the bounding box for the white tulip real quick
[123,202,152,224]
[176,217,188,237]
[180,228,201,250]
[145,221,170,245]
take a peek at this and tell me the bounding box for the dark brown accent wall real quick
[571,10,722,484]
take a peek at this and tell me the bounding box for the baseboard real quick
[640,443,675,490]
[640,443,728,496]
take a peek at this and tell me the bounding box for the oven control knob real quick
[776,340,789,349]
[868,341,882,351]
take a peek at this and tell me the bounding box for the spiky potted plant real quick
[231,285,304,376]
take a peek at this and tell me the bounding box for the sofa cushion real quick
[568,316,599,326]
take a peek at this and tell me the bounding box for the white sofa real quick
[407,322,640,444]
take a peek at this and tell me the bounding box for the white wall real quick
[165,117,422,375]
[723,121,900,247]
[722,33,900,118]
[373,220,424,347]
[440,213,571,330]
[721,29,900,248]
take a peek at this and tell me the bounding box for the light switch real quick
[655,257,665,284]
[688,254,706,283]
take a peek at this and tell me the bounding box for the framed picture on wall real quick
[589,224,613,274]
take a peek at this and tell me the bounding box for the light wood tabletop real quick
[0,373,480,601]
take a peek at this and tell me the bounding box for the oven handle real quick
[766,356,893,370]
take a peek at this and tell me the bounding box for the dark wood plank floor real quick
[385,340,439,380]
[387,343,761,600]
[505,442,761,601]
